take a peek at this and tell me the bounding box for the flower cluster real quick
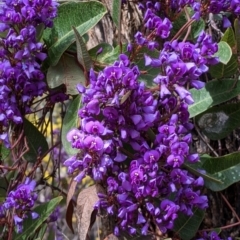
[64,52,208,235]
[0,0,58,146]
[0,178,38,233]
[137,0,240,34]
[64,0,220,237]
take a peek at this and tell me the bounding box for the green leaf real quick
[112,0,121,27]
[215,41,232,65]
[15,196,63,240]
[36,23,45,42]
[88,43,114,63]
[62,96,81,156]
[37,223,47,239]
[196,102,240,140]
[23,119,49,162]
[189,79,240,118]
[200,152,240,191]
[183,163,223,184]
[173,208,205,240]
[135,48,160,87]
[47,53,85,95]
[209,54,238,78]
[202,152,240,174]
[172,8,205,40]
[100,44,127,64]
[234,19,240,52]
[66,33,90,54]
[221,27,236,48]
[43,1,107,66]
[0,144,10,160]
[72,26,92,71]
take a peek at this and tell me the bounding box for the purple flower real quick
[84,121,105,135]
[0,0,58,146]
[84,135,104,151]
[2,178,38,233]
[143,150,160,164]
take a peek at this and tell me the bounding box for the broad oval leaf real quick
[47,53,85,95]
[200,153,240,191]
[15,196,63,240]
[173,208,205,240]
[196,102,240,140]
[43,1,107,66]
[62,95,81,155]
[215,41,232,65]
[221,27,236,48]
[183,163,223,185]
[189,79,240,118]
[209,54,238,78]
[23,118,49,162]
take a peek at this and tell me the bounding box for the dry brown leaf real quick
[76,184,105,240]
[66,178,78,233]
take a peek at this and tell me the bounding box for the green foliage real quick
[14,196,63,240]
[4,0,240,239]
[221,27,236,48]
[47,53,85,95]
[189,79,240,118]
[23,119,49,162]
[215,41,232,65]
[210,26,238,78]
[112,0,122,27]
[73,26,92,71]
[62,96,81,155]
[173,208,205,240]
[196,102,240,140]
[43,1,107,66]
[88,43,114,62]
[209,54,238,78]
[186,154,240,191]
[183,163,223,185]
[93,44,128,64]
[36,223,48,239]
[200,153,240,191]
[0,144,10,160]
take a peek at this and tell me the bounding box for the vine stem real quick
[199,221,240,232]
[220,193,240,222]
[27,141,61,178]
[193,118,219,157]
[171,18,195,42]
[183,7,192,42]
